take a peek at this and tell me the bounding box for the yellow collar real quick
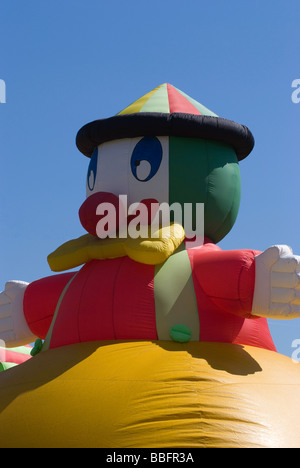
[47,224,185,272]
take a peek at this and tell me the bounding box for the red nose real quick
[79,192,160,237]
[79,192,123,237]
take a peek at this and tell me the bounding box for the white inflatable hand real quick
[252,245,300,319]
[0,281,37,347]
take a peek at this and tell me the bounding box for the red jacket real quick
[23,240,276,352]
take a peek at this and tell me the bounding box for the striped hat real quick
[0,344,32,371]
[76,83,254,161]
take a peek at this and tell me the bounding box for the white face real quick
[86,136,170,205]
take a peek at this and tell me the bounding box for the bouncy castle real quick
[0,83,300,448]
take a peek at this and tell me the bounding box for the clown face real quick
[79,135,241,244]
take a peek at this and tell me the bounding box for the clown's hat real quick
[76,83,254,161]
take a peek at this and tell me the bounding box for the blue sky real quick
[0,0,299,357]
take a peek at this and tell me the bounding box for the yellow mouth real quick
[47,223,185,272]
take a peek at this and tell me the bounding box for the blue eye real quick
[131,137,162,182]
[87,148,98,191]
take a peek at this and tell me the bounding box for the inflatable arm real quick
[192,247,258,318]
[23,272,76,339]
[193,244,300,320]
[0,281,35,347]
[0,273,75,347]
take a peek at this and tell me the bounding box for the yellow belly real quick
[0,340,299,448]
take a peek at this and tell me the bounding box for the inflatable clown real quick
[0,83,300,448]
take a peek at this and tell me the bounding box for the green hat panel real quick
[169,137,241,243]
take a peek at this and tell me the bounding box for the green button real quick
[169,324,192,343]
[30,338,43,356]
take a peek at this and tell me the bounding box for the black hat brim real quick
[76,112,254,161]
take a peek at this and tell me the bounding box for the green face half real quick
[169,137,241,244]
